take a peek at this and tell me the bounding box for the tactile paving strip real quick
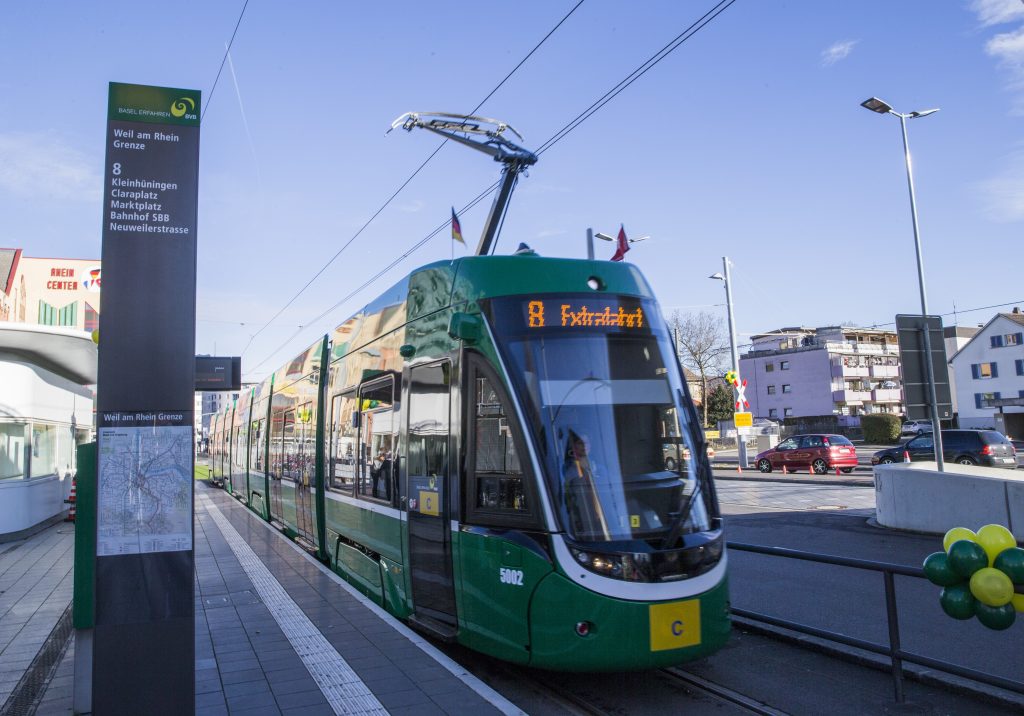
[200,494,387,716]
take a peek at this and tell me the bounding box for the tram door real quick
[405,363,457,625]
[294,403,315,542]
[269,409,286,520]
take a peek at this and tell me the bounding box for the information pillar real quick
[94,82,200,715]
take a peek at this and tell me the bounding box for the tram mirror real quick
[352,412,360,429]
[448,312,482,343]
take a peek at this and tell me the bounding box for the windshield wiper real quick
[659,388,708,549]
[659,471,703,550]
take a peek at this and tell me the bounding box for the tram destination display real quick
[522,296,648,330]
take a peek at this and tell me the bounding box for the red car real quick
[755,434,858,475]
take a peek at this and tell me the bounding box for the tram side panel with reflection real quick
[208,253,729,671]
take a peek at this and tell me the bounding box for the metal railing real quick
[727,542,1024,704]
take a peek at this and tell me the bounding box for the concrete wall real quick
[875,462,1023,539]
[0,475,66,534]
[0,358,90,534]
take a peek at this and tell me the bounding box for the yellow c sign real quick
[734,411,753,428]
[649,599,701,651]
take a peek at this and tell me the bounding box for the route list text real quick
[106,126,191,235]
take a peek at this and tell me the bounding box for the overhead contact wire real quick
[202,0,251,122]
[240,0,588,358]
[246,0,736,377]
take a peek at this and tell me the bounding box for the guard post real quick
[92,82,200,714]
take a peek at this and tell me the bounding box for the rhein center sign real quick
[94,82,200,715]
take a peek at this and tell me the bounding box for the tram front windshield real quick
[488,295,711,545]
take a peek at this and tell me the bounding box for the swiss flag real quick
[610,225,629,262]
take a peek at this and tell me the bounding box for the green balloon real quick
[993,547,1024,584]
[975,602,1017,631]
[923,552,962,587]
[947,540,988,579]
[939,584,976,620]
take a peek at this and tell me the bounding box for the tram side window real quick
[470,375,530,518]
[251,419,264,473]
[329,394,358,490]
[357,379,397,503]
[234,427,245,469]
[296,402,312,487]
[269,410,285,480]
[281,410,296,480]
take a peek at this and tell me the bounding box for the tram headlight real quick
[569,547,625,579]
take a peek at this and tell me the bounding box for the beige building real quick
[0,249,101,332]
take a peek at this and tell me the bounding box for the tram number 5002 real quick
[499,568,524,586]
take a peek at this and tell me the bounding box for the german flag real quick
[451,207,464,245]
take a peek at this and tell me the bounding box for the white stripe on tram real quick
[199,493,386,716]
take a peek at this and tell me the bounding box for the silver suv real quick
[900,420,934,437]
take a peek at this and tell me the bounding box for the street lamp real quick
[585,228,649,259]
[861,96,945,470]
[710,257,747,468]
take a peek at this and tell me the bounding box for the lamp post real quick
[587,229,649,259]
[710,257,747,468]
[861,97,944,470]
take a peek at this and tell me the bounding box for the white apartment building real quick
[949,310,1024,438]
[741,326,903,422]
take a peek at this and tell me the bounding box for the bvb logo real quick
[170,97,196,118]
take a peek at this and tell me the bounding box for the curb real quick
[731,615,1024,711]
[712,474,872,488]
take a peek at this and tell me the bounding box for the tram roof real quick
[0,323,97,385]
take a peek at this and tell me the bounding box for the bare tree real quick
[669,310,729,427]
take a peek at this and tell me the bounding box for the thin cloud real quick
[976,148,1024,222]
[970,0,1024,28]
[537,228,567,238]
[971,0,1024,113]
[0,132,101,202]
[986,25,1024,70]
[397,199,425,213]
[821,39,858,66]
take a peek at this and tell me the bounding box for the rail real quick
[726,541,1024,704]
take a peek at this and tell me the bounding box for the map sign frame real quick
[97,421,193,555]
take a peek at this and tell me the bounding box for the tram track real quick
[442,641,789,716]
[517,666,788,716]
[658,667,787,715]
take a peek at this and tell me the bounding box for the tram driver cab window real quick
[466,359,538,528]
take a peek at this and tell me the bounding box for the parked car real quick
[900,420,934,436]
[662,442,715,471]
[872,429,1017,469]
[755,434,858,475]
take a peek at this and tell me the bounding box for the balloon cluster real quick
[724,370,737,385]
[923,524,1024,631]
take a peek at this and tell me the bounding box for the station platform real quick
[0,483,1018,715]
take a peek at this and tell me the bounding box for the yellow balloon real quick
[943,527,977,553]
[91,329,99,344]
[1012,593,1024,614]
[976,524,1017,566]
[969,567,1015,607]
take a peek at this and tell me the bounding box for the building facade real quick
[0,249,101,332]
[949,310,1024,438]
[741,326,903,422]
[944,325,979,414]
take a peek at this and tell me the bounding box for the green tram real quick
[208,253,729,670]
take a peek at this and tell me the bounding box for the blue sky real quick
[2,1,1023,381]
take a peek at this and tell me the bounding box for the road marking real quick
[199,494,386,716]
[200,490,526,716]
